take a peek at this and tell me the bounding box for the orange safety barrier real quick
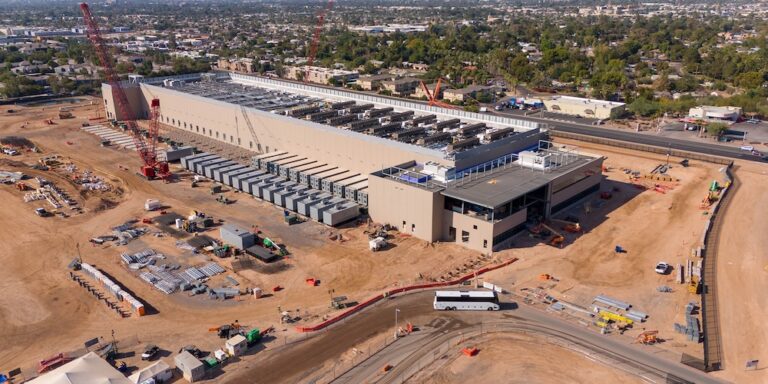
[462,347,479,356]
[295,258,518,332]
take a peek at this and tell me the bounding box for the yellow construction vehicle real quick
[688,278,700,294]
[598,310,634,326]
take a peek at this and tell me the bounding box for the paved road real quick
[492,110,765,162]
[225,291,728,384]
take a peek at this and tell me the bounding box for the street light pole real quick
[394,308,400,341]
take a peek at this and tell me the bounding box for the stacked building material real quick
[674,302,701,342]
[81,263,145,316]
[593,295,631,310]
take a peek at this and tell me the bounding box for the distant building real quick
[543,95,626,119]
[688,106,742,122]
[285,65,359,85]
[217,58,256,73]
[357,74,394,91]
[413,82,452,100]
[380,77,420,96]
[443,85,495,103]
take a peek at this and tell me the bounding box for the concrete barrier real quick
[295,258,519,332]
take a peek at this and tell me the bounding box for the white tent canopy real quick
[29,352,131,384]
[128,360,171,384]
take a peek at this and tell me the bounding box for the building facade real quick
[543,95,626,120]
[102,73,602,253]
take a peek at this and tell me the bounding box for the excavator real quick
[539,223,565,248]
[635,330,659,345]
[550,218,582,233]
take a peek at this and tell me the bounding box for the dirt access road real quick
[712,160,768,384]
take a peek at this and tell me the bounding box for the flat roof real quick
[441,154,598,208]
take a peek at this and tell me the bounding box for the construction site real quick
[1,4,767,384]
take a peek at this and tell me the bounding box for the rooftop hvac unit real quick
[365,107,394,118]
[410,114,437,126]
[447,137,480,152]
[392,127,426,141]
[518,151,552,170]
[458,123,487,137]
[347,103,374,113]
[484,127,516,142]
[434,118,461,129]
[388,111,415,123]
[348,118,379,132]
[417,132,452,145]
[330,100,355,109]
[367,122,403,136]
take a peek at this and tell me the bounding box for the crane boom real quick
[80,2,167,179]
[305,0,334,81]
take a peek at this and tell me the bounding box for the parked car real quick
[34,208,51,217]
[746,118,761,124]
[179,345,203,358]
[655,262,670,274]
[141,344,160,360]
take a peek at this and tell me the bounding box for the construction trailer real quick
[278,159,316,178]
[263,179,295,203]
[225,334,248,357]
[310,168,348,189]
[220,224,256,250]
[333,174,367,198]
[252,151,288,169]
[273,184,309,208]
[287,161,324,182]
[213,163,248,183]
[231,169,266,190]
[322,201,361,226]
[175,351,205,382]
[222,167,257,187]
[309,197,346,222]
[321,172,360,194]
[296,191,332,216]
[299,164,337,185]
[204,160,237,179]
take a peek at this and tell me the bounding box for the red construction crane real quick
[80,2,169,179]
[419,78,460,110]
[305,0,334,82]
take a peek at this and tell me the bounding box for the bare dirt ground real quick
[411,333,645,384]
[480,139,724,361]
[0,98,739,383]
[0,99,495,377]
[711,160,768,384]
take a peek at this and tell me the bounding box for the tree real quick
[706,122,728,137]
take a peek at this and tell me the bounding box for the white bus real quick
[433,290,500,311]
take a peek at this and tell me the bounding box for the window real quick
[473,225,477,230]
[238,138,241,145]
[184,122,187,128]
[461,230,469,243]
[483,240,488,248]
[216,132,219,138]
[249,141,253,149]
[411,224,415,232]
